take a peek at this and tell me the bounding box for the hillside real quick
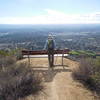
[20,57,96,100]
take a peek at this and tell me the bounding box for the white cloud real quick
[0,9,100,24]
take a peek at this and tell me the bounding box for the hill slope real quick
[21,57,96,100]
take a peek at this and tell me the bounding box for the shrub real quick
[72,58,100,95]
[14,49,23,60]
[0,57,43,100]
[0,56,16,69]
[0,50,9,56]
[72,58,94,82]
[0,49,23,61]
[69,50,96,59]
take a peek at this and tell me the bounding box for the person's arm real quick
[43,40,48,50]
[53,39,56,50]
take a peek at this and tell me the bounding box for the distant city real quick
[0,24,100,52]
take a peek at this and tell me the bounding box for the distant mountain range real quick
[0,24,100,33]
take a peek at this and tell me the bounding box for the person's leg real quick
[50,50,53,68]
[50,55,52,67]
[52,54,54,66]
[48,49,54,68]
[51,49,54,67]
[48,52,51,67]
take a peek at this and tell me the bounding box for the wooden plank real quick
[22,49,70,55]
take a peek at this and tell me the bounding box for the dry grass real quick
[72,58,100,96]
[72,58,94,82]
[0,56,44,100]
[0,55,16,69]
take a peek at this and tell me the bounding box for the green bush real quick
[69,51,80,56]
[0,50,9,56]
[0,49,23,60]
[69,50,96,58]
[72,57,100,95]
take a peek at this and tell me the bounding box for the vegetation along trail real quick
[21,57,96,100]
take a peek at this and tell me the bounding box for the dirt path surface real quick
[22,57,95,100]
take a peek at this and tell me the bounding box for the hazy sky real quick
[0,0,100,24]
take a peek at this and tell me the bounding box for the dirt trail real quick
[22,57,95,100]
